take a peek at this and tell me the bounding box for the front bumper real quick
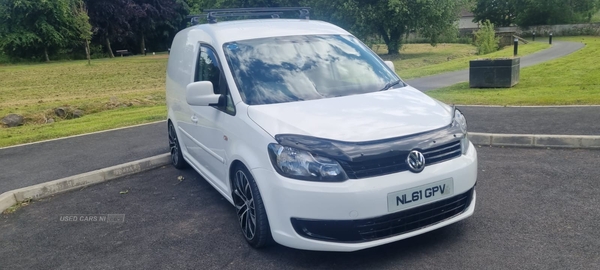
[252,142,478,252]
[290,187,474,243]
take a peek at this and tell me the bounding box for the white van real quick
[166,8,477,252]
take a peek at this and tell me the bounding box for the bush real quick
[474,20,500,55]
[89,44,107,59]
[0,52,8,64]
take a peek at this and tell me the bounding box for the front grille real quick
[422,140,462,165]
[339,140,462,179]
[291,188,474,243]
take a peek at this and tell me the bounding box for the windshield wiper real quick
[380,80,402,91]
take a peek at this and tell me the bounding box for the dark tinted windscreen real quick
[223,35,401,105]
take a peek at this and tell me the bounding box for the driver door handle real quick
[191,115,198,124]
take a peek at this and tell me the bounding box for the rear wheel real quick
[168,121,187,169]
[232,164,272,248]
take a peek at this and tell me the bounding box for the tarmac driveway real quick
[1,147,600,269]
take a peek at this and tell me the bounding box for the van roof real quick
[187,19,350,44]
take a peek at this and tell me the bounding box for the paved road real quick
[2,147,599,269]
[406,41,585,91]
[459,106,600,135]
[0,122,167,193]
[2,104,599,193]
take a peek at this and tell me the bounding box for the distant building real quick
[458,10,479,37]
[459,10,479,30]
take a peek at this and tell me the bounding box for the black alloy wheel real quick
[168,121,187,169]
[232,165,272,248]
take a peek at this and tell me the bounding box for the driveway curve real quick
[406,41,585,91]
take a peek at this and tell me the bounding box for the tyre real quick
[232,164,272,248]
[168,121,187,169]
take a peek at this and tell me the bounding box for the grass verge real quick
[0,106,165,147]
[0,55,168,147]
[427,37,600,105]
[375,42,550,80]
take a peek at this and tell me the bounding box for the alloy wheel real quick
[233,170,257,240]
[168,124,180,165]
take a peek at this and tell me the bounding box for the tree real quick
[517,0,600,26]
[185,0,225,14]
[129,0,189,55]
[183,0,467,55]
[349,0,468,55]
[0,0,86,61]
[411,0,466,46]
[85,0,136,58]
[472,0,518,27]
[71,0,93,64]
[472,0,600,27]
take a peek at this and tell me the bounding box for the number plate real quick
[387,178,454,213]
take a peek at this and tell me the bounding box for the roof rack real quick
[188,7,310,25]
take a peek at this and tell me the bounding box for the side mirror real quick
[186,81,222,106]
[384,61,395,71]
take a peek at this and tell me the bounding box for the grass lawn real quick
[375,42,550,79]
[427,36,600,106]
[0,55,168,147]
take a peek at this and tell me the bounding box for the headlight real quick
[268,144,348,182]
[453,109,470,155]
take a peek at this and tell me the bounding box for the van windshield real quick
[223,35,403,105]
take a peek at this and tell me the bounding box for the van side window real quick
[195,47,221,94]
[194,45,235,115]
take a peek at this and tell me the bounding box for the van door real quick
[182,45,235,191]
